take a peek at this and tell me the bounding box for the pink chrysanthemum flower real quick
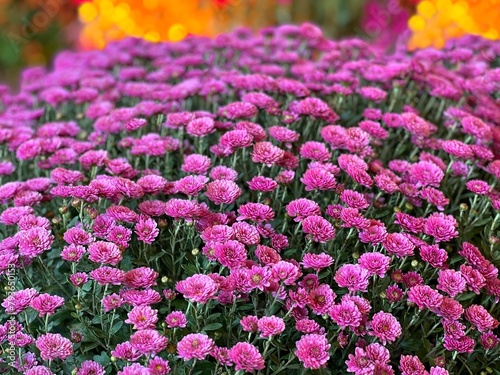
[176,274,218,304]
[148,356,171,375]
[177,333,215,361]
[369,311,402,344]
[1,288,38,314]
[329,301,362,329]
[466,179,491,195]
[301,253,334,271]
[465,305,499,332]
[308,284,336,315]
[258,316,286,338]
[295,334,331,369]
[407,285,443,310]
[102,293,125,312]
[76,360,106,375]
[300,168,337,191]
[175,175,209,196]
[181,154,211,175]
[165,311,187,329]
[247,176,278,192]
[30,293,65,317]
[17,227,54,259]
[436,269,466,298]
[358,252,391,277]
[237,202,275,222]
[214,240,247,269]
[286,198,321,222]
[135,217,159,244]
[335,264,370,293]
[419,245,448,268]
[125,305,158,330]
[205,180,242,205]
[409,161,444,188]
[87,241,122,265]
[186,117,215,137]
[423,213,459,242]
[124,267,159,288]
[228,342,265,372]
[271,260,301,285]
[399,355,426,375]
[130,329,168,355]
[251,141,285,165]
[36,333,73,361]
[302,215,336,243]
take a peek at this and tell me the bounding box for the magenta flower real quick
[130,329,168,355]
[125,305,158,330]
[228,342,265,372]
[177,333,214,361]
[369,311,402,344]
[176,274,218,304]
[36,333,73,361]
[334,264,370,293]
[302,215,336,243]
[301,253,334,272]
[165,311,187,329]
[134,217,159,244]
[257,316,285,338]
[295,334,330,369]
[30,293,65,317]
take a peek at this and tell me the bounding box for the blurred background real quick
[0,0,498,87]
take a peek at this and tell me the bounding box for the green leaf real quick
[111,321,124,334]
[202,323,222,331]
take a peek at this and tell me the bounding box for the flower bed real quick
[0,24,499,375]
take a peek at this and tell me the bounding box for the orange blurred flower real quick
[408,0,499,49]
[78,0,220,49]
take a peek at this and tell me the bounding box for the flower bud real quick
[52,217,62,225]
[411,260,418,268]
[459,203,468,211]
[71,331,83,343]
[192,248,200,256]
[393,206,401,213]
[110,356,117,363]
[84,207,98,220]
[158,219,168,228]
[352,252,359,259]
[70,198,82,208]
[74,303,83,310]
[489,236,499,244]
[404,202,414,211]
[58,206,69,214]
[161,276,169,283]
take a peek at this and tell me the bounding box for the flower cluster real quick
[0,23,499,375]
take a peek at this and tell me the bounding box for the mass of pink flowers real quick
[0,23,499,375]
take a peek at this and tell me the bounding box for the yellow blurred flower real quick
[78,0,218,49]
[408,0,499,49]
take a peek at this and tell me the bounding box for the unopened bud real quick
[192,248,200,256]
[158,219,168,228]
[161,276,169,283]
[411,260,418,268]
[459,203,468,211]
[110,356,117,363]
[52,217,62,225]
[393,207,401,213]
[58,206,69,214]
[489,236,499,244]
[70,198,82,208]
[404,202,414,211]
[352,252,360,260]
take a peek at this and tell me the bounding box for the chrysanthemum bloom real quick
[148,356,171,375]
[205,180,242,205]
[430,366,450,375]
[209,166,238,181]
[25,366,53,375]
[399,355,426,375]
[177,333,214,361]
[358,252,391,277]
[286,198,321,222]
[334,264,370,293]
[409,161,444,188]
[251,141,285,165]
[237,202,275,222]
[175,175,209,196]
[359,221,387,244]
[125,305,158,330]
[218,101,258,119]
[63,227,94,246]
[219,129,254,150]
[181,154,211,175]
[240,316,259,332]
[101,294,125,312]
[269,125,300,144]
[247,176,278,192]
[165,311,187,329]
[137,175,167,194]
[302,253,334,272]
[407,285,443,310]
[258,316,285,338]
[60,244,86,262]
[164,199,202,220]
[211,346,233,366]
[434,296,464,320]
[459,265,486,294]
[419,245,448,268]
[124,267,158,289]
[308,284,336,315]
[176,274,218,304]
[299,141,331,162]
[465,305,499,332]
[30,294,65,317]
[443,334,475,353]
[295,334,330,369]
[480,332,499,350]
[301,168,337,191]
[69,272,89,288]
[466,180,491,195]
[436,269,466,298]
[228,342,265,372]
[76,360,106,375]
[1,288,38,314]
[186,117,215,137]
[111,342,142,361]
[214,240,247,269]
[36,333,73,361]
[369,311,402,344]
[441,140,474,159]
[232,222,260,245]
[423,213,459,243]
[302,215,336,243]
[130,329,168,355]
[17,228,54,258]
[134,217,159,244]
[271,260,301,285]
[329,301,362,329]
[90,267,125,286]
[87,241,122,265]
[385,285,404,303]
